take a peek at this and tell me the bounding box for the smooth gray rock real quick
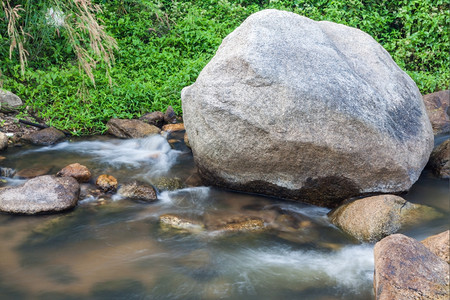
[0,175,80,214]
[181,9,434,207]
[0,89,22,107]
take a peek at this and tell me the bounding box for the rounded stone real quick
[181,9,433,207]
[57,163,91,183]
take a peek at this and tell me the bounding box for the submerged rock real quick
[139,111,165,128]
[181,9,433,207]
[0,175,80,214]
[328,195,439,242]
[159,213,204,233]
[152,177,185,191]
[22,127,65,145]
[106,118,161,138]
[118,181,157,202]
[428,139,450,178]
[95,174,118,193]
[16,166,52,178]
[204,213,266,232]
[374,234,449,300]
[57,163,91,183]
[421,230,450,263]
[423,90,450,135]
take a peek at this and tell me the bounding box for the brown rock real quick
[423,90,450,134]
[56,163,91,183]
[204,213,266,232]
[428,139,450,178]
[106,118,161,139]
[139,111,164,128]
[159,214,204,232]
[0,132,8,151]
[95,174,118,192]
[22,127,65,145]
[162,123,185,132]
[421,230,450,263]
[374,234,449,300]
[328,195,438,242]
[118,181,157,202]
[164,106,177,124]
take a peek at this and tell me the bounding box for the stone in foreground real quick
[181,9,433,207]
[0,175,80,214]
[328,195,439,242]
[374,234,449,300]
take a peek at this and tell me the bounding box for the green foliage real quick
[1,0,449,135]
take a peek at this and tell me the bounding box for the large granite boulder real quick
[182,9,433,207]
[328,195,440,242]
[423,90,450,135]
[0,175,80,214]
[374,234,449,300]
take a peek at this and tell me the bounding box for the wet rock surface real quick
[423,90,450,135]
[21,127,66,145]
[328,195,438,242]
[95,174,118,193]
[161,123,185,133]
[374,234,449,300]
[118,181,157,202]
[0,175,80,214]
[106,118,161,138]
[159,214,204,232]
[182,9,433,207]
[16,166,52,178]
[204,212,266,232]
[57,163,91,183]
[421,230,450,263]
[152,177,185,191]
[428,139,450,178]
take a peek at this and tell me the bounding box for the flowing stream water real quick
[0,133,448,300]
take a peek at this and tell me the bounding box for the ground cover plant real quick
[1,0,449,135]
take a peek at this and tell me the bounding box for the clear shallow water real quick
[0,134,448,300]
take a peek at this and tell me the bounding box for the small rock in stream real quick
[118,181,157,202]
[159,214,205,233]
[95,174,118,193]
[57,163,91,183]
[21,127,66,145]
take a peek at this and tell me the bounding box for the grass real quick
[1,0,449,135]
